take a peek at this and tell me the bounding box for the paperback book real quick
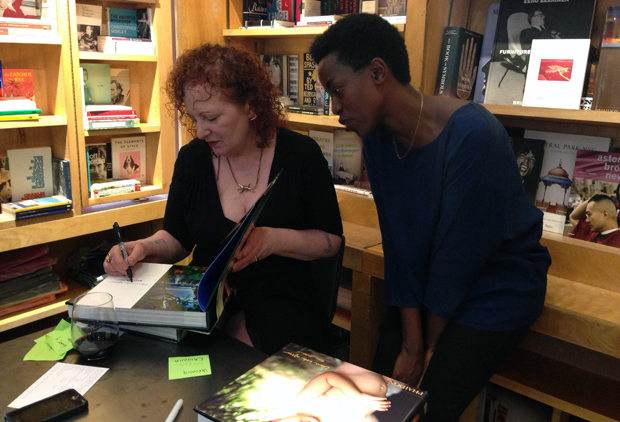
[87,143,112,181]
[333,130,363,185]
[110,68,130,106]
[97,36,155,55]
[309,130,334,174]
[194,343,428,422]
[378,0,406,16]
[0,153,10,203]
[76,3,102,52]
[2,69,35,102]
[484,0,597,106]
[7,146,53,201]
[51,157,72,200]
[243,0,267,21]
[511,137,546,204]
[67,172,282,331]
[288,55,300,104]
[261,54,289,103]
[303,53,317,106]
[81,63,112,105]
[111,136,146,184]
[1,195,72,220]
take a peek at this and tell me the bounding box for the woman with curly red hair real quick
[104,44,343,354]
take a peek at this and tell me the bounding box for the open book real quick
[67,171,282,332]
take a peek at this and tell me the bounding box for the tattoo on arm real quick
[321,231,334,255]
[147,238,166,246]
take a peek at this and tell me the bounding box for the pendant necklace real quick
[225,147,264,194]
[392,93,424,160]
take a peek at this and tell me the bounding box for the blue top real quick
[363,103,551,331]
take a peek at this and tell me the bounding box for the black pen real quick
[113,222,133,282]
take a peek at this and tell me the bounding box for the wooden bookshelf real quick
[0,116,68,130]
[0,35,63,44]
[286,113,343,128]
[78,52,158,62]
[83,123,161,137]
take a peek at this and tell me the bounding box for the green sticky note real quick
[24,341,66,361]
[25,319,74,361]
[169,355,211,380]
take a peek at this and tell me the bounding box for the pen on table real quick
[164,399,183,422]
[113,221,133,282]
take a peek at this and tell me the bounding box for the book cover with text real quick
[303,53,317,106]
[570,149,620,207]
[111,136,146,183]
[333,130,363,185]
[76,3,102,52]
[2,69,35,102]
[7,147,53,201]
[81,63,111,105]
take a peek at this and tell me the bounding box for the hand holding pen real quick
[113,222,134,282]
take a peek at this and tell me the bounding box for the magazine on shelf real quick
[66,171,282,331]
[194,343,428,422]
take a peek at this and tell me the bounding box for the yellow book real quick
[0,114,40,122]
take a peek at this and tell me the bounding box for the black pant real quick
[372,307,532,422]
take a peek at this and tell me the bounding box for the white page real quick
[8,363,108,408]
[90,262,172,309]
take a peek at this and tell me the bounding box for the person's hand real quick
[230,227,279,272]
[357,394,391,411]
[103,241,146,276]
[392,346,425,388]
[457,37,478,100]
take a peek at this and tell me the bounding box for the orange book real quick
[2,69,35,102]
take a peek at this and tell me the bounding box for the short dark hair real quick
[310,13,411,85]
[588,194,616,206]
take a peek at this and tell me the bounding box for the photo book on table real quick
[194,343,428,422]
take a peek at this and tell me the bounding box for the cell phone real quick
[4,389,88,422]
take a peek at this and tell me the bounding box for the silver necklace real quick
[225,148,264,194]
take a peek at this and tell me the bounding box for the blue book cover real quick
[474,3,500,103]
[108,8,138,38]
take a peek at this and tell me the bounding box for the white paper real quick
[90,262,172,309]
[8,363,108,408]
[522,39,590,110]
[542,212,566,234]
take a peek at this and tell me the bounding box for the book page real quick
[90,262,171,309]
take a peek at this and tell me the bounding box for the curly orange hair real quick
[165,44,285,148]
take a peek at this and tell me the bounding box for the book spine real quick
[302,53,317,106]
[88,118,139,130]
[14,207,71,220]
[435,27,459,97]
[12,204,72,216]
[0,114,38,121]
[86,114,137,121]
[62,160,72,202]
[92,185,139,198]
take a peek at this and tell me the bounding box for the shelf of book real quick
[0,279,88,333]
[223,23,405,38]
[83,123,161,137]
[0,116,68,130]
[491,348,620,422]
[0,35,63,45]
[286,113,343,128]
[87,185,163,206]
[0,198,166,253]
[78,52,158,62]
[484,105,620,127]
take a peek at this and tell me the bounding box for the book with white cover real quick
[309,130,334,174]
[525,129,611,230]
[76,3,102,52]
[522,39,590,110]
[7,147,53,201]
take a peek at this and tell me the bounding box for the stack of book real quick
[297,14,343,26]
[1,195,72,220]
[90,179,141,199]
[85,105,139,130]
[0,97,41,123]
[97,36,154,55]
[0,245,66,317]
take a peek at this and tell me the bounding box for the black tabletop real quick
[1,327,267,421]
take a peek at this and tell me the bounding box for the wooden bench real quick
[336,189,620,422]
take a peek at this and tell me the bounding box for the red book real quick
[2,69,35,102]
[87,109,137,117]
[87,114,137,121]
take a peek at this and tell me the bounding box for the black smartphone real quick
[4,389,88,422]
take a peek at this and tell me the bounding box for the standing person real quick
[310,14,551,421]
[104,44,343,355]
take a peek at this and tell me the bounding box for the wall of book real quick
[69,0,175,207]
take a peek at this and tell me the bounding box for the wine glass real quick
[70,292,120,360]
